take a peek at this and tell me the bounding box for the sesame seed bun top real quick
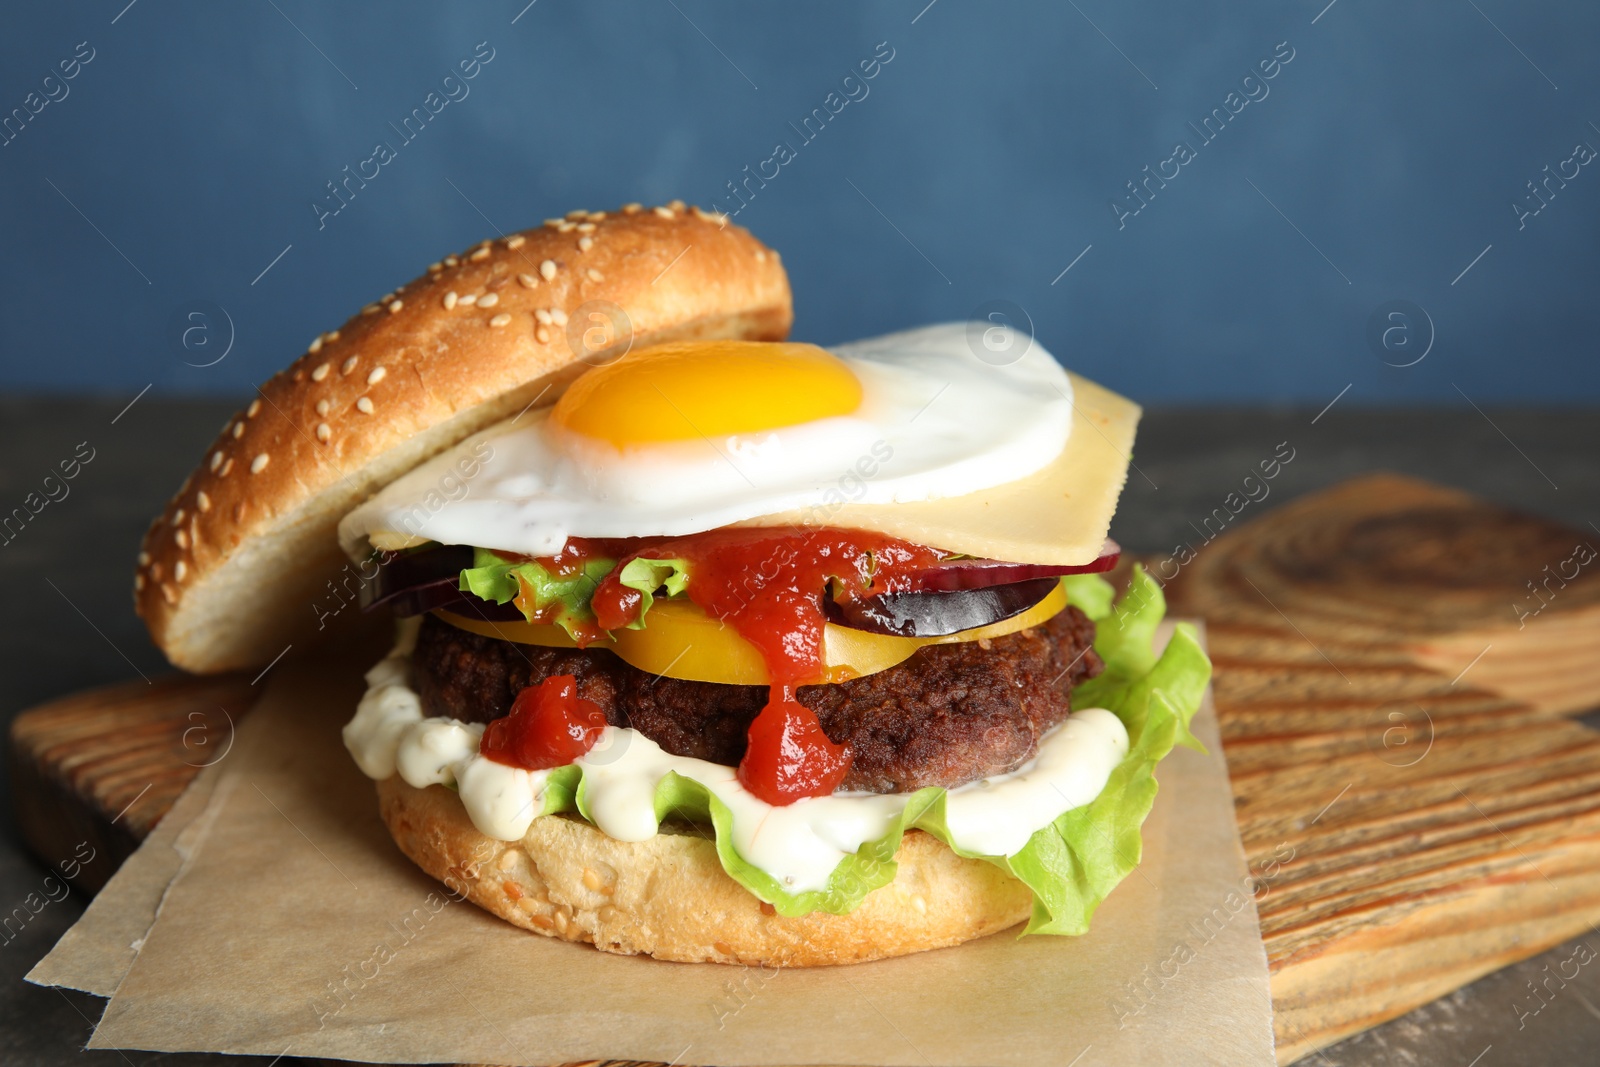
[135,203,793,673]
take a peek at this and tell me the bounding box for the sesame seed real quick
[556,221,576,233]
[506,234,526,249]
[250,453,270,474]
[539,260,557,280]
[622,202,642,214]
[588,211,607,221]
[174,508,186,524]
[342,356,359,374]
[209,451,223,471]
[231,422,244,439]
[315,398,331,416]
[586,268,604,282]
[138,551,151,566]
[534,308,553,326]
[459,293,478,306]
[489,313,512,327]
[428,261,443,272]
[161,583,177,605]
[197,491,211,512]
[536,326,550,344]
[247,398,261,418]
[312,362,330,381]
[469,246,491,262]
[578,236,594,252]
[653,206,674,219]
[356,397,375,414]
[566,209,587,221]
[363,304,380,315]
[381,291,395,303]
[134,574,145,591]
[316,422,331,442]
[517,273,538,288]
[174,560,188,582]
[388,299,403,314]
[367,367,387,385]
[443,291,459,310]
[309,335,324,354]
[328,330,340,340]
[444,255,459,267]
[544,218,562,227]
[576,222,596,234]
[550,308,568,326]
[668,199,686,212]
[220,458,233,476]
[175,529,189,549]
[754,249,767,262]
[478,292,500,308]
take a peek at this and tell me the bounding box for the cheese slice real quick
[737,372,1139,565]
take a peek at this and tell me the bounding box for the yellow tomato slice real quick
[434,581,1068,686]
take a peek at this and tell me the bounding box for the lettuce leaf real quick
[613,557,690,630]
[458,550,693,639]
[1060,571,1117,623]
[992,567,1207,933]
[458,548,616,641]
[526,566,1211,933]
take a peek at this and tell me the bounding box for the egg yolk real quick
[551,340,863,448]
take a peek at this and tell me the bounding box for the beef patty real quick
[411,606,1102,794]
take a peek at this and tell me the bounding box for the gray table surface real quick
[2,395,1597,1067]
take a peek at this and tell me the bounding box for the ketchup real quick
[739,686,854,805]
[591,527,947,805]
[480,674,608,770]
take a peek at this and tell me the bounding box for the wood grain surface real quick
[10,473,1600,1066]
[7,671,256,894]
[1162,473,1600,1062]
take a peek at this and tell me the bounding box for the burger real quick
[135,203,1209,966]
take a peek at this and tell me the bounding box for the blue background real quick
[2,0,1597,405]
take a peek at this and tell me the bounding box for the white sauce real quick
[344,629,1129,892]
[939,710,1129,857]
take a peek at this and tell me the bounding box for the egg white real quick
[337,323,1073,557]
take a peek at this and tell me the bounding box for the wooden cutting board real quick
[11,473,1600,1065]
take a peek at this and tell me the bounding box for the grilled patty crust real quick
[411,606,1102,794]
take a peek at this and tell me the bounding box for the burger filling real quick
[364,526,1116,798]
[345,529,1209,934]
[410,605,1102,794]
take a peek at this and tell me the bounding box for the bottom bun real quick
[377,776,1032,966]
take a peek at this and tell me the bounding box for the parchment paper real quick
[58,622,1275,1065]
[27,608,392,999]
[26,748,227,996]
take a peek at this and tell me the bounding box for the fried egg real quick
[338,322,1074,556]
